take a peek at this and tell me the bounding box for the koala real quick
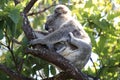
[44,5,72,33]
[30,4,92,69]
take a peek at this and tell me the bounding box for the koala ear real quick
[55,6,66,14]
[54,5,72,16]
[54,5,67,14]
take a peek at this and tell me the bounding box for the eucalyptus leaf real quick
[50,65,56,75]
[8,8,20,25]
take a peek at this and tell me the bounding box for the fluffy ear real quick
[54,5,71,15]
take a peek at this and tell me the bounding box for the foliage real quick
[0,0,120,80]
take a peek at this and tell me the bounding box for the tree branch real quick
[23,0,38,14]
[21,13,35,41]
[25,48,86,80]
[27,4,56,16]
[43,72,73,80]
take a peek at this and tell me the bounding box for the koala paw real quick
[29,39,37,45]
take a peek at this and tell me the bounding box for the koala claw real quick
[69,32,74,38]
[68,32,75,42]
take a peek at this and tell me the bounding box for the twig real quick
[90,57,97,76]
[0,42,7,48]
[28,4,56,16]
[4,29,19,73]
[13,0,20,5]
[12,38,21,45]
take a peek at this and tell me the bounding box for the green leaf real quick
[8,8,20,24]
[0,20,4,29]
[97,35,107,54]
[6,17,15,36]
[0,29,4,40]
[0,0,8,9]
[44,65,49,77]
[96,19,109,30]
[50,65,56,75]
[21,36,28,47]
[107,12,120,20]
[84,0,93,8]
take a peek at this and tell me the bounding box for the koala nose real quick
[45,23,49,31]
